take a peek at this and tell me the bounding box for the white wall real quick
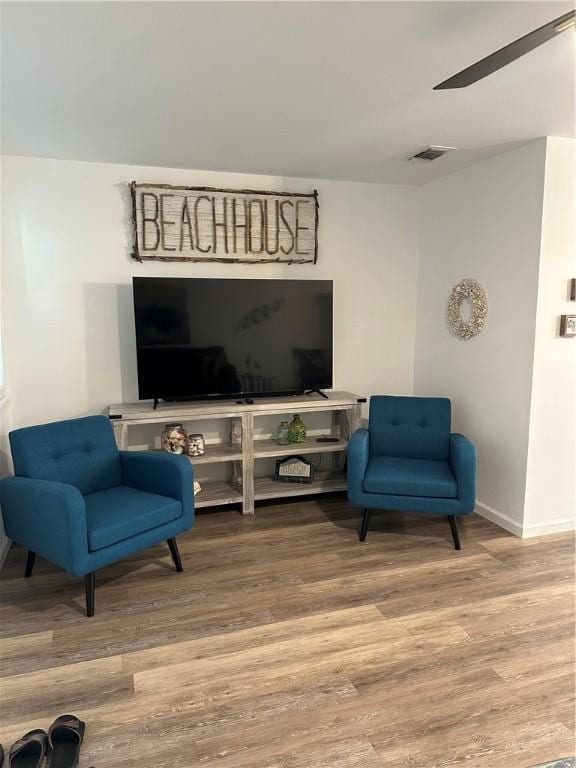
[0,173,10,564]
[523,137,576,536]
[414,140,548,536]
[1,156,419,432]
[0,396,12,567]
[3,143,572,542]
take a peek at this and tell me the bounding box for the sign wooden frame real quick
[274,455,315,484]
[130,182,319,264]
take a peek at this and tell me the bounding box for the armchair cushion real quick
[120,450,194,527]
[363,456,457,498]
[10,416,121,495]
[84,486,182,551]
[369,396,451,461]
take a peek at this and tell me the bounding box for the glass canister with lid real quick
[161,423,188,454]
[275,421,290,446]
[187,433,206,457]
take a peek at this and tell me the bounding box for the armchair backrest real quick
[369,396,451,461]
[10,415,122,495]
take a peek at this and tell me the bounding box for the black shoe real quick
[47,715,85,768]
[8,730,48,768]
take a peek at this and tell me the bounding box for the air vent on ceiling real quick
[409,146,457,162]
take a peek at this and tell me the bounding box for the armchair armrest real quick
[0,476,88,574]
[449,433,477,513]
[347,428,370,505]
[120,451,194,521]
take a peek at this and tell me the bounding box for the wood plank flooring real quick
[0,497,574,767]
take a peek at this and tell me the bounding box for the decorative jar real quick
[230,422,242,445]
[187,433,206,457]
[161,423,188,454]
[287,414,306,444]
[275,421,290,446]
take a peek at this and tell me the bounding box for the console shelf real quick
[254,471,347,502]
[185,443,242,465]
[109,391,363,515]
[253,437,348,459]
[194,480,243,509]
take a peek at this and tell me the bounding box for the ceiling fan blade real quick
[434,9,575,90]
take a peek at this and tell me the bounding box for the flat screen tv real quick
[133,277,333,401]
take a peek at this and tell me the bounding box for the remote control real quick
[316,436,339,443]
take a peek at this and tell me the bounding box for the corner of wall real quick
[522,136,576,537]
[0,396,13,570]
[414,139,551,537]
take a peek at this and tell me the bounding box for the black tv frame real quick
[132,277,334,405]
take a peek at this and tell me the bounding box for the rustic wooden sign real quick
[130,183,319,264]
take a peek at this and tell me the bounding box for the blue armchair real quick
[0,415,195,616]
[347,396,476,548]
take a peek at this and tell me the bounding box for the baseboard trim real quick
[475,501,523,537]
[522,518,576,538]
[476,501,575,538]
[0,537,11,571]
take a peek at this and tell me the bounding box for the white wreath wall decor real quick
[447,278,488,339]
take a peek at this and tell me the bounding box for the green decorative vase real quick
[288,414,306,443]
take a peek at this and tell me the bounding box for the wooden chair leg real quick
[85,572,95,617]
[24,551,36,578]
[167,537,184,572]
[359,509,371,542]
[448,515,461,550]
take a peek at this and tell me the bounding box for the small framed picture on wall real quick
[560,315,576,337]
[570,278,576,301]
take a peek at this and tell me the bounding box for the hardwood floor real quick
[0,497,574,767]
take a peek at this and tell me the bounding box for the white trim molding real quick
[521,517,576,538]
[475,501,524,538]
[476,500,575,538]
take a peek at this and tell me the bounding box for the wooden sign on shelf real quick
[130,182,319,264]
[274,456,315,484]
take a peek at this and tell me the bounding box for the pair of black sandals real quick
[0,715,86,768]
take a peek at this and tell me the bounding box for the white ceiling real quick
[1,1,574,184]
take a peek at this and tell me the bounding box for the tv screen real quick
[133,277,333,400]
